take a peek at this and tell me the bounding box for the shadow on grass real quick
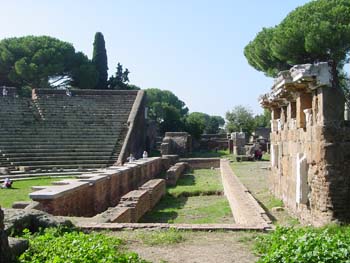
[140,194,188,223]
[254,198,277,224]
[176,174,196,186]
[0,187,19,190]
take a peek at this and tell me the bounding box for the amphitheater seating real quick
[0,88,139,172]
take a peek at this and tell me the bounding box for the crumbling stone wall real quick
[179,158,220,169]
[231,132,246,155]
[199,134,229,151]
[160,132,192,156]
[261,62,350,226]
[93,179,166,223]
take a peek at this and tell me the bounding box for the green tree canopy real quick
[254,109,271,129]
[225,105,255,135]
[0,36,96,89]
[108,62,135,90]
[205,115,225,134]
[146,88,189,134]
[92,32,108,89]
[244,0,350,83]
[185,112,209,139]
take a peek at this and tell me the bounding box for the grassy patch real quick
[141,168,233,224]
[0,176,73,208]
[136,229,185,246]
[230,161,297,226]
[141,195,232,224]
[168,169,223,197]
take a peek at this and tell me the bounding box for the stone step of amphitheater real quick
[0,88,146,173]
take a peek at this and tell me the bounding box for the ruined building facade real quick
[260,62,350,226]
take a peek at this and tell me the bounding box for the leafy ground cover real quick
[0,176,73,208]
[255,226,350,263]
[18,227,148,263]
[141,169,233,224]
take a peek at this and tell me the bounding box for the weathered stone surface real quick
[166,162,187,186]
[160,132,192,156]
[92,179,166,224]
[8,237,29,259]
[29,157,163,217]
[260,62,350,226]
[0,207,12,263]
[179,158,220,169]
[3,208,72,235]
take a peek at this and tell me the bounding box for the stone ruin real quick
[260,62,350,226]
[160,132,192,156]
[198,133,229,151]
[230,132,246,155]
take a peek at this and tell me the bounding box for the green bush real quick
[256,226,350,263]
[19,228,149,263]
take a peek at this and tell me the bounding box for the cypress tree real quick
[92,32,108,89]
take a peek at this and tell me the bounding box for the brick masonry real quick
[165,162,188,186]
[179,158,220,169]
[30,157,163,216]
[93,179,166,223]
[261,63,350,226]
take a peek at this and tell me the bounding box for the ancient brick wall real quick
[160,132,192,156]
[139,179,166,208]
[199,134,229,151]
[119,190,151,222]
[30,157,163,217]
[262,63,350,226]
[94,179,166,223]
[179,158,220,169]
[165,162,188,186]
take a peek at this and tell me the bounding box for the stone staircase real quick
[0,89,138,172]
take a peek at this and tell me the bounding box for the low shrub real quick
[18,227,149,263]
[256,226,350,263]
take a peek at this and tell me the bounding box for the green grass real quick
[230,161,298,226]
[141,169,233,224]
[135,229,185,246]
[141,195,233,224]
[168,169,223,197]
[0,176,73,208]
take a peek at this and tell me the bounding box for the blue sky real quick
[0,0,310,117]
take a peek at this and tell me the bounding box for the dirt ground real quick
[112,230,261,263]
